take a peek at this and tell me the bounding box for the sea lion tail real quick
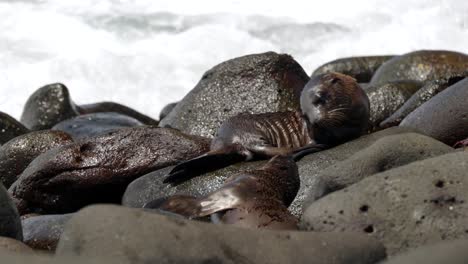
[144,195,203,218]
[291,143,328,161]
[163,145,247,184]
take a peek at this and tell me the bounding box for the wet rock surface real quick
[370,50,468,86]
[9,126,210,215]
[307,133,454,200]
[312,55,394,83]
[52,112,143,140]
[0,237,33,254]
[0,130,73,188]
[20,83,80,130]
[22,214,72,251]
[0,112,29,145]
[78,102,159,126]
[57,205,386,264]
[400,77,468,146]
[301,151,468,255]
[0,184,22,240]
[159,52,309,137]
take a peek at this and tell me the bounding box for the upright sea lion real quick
[146,155,300,230]
[164,72,370,184]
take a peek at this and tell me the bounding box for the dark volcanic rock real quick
[0,130,73,188]
[159,102,178,121]
[9,127,210,215]
[159,52,310,137]
[307,133,453,202]
[381,74,467,127]
[52,112,143,140]
[301,151,468,255]
[78,102,158,126]
[0,112,29,145]
[22,214,72,251]
[312,55,394,83]
[20,83,80,130]
[365,80,422,129]
[370,50,468,86]
[400,77,468,146]
[0,236,33,254]
[57,205,386,264]
[0,184,22,240]
[382,239,468,264]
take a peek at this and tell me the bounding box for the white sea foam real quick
[1,0,467,119]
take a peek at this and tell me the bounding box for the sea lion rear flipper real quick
[145,195,203,218]
[291,143,327,161]
[163,145,247,184]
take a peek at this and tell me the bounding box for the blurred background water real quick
[0,0,467,119]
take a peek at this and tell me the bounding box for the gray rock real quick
[0,112,29,145]
[301,151,468,255]
[56,205,386,264]
[159,102,178,121]
[370,50,468,86]
[0,236,33,254]
[78,101,158,126]
[306,133,454,203]
[0,252,116,264]
[0,184,22,240]
[312,55,394,83]
[52,112,143,140]
[20,83,80,130]
[22,214,72,251]
[400,77,468,146]
[0,130,73,188]
[383,239,468,264]
[159,51,309,137]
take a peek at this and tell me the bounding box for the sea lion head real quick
[300,72,370,145]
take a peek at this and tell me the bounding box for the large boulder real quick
[370,50,468,86]
[0,184,22,240]
[0,112,29,145]
[159,52,310,137]
[0,130,73,188]
[56,205,386,264]
[400,77,468,146]
[301,151,468,255]
[9,127,210,215]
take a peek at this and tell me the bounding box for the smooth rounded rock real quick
[370,50,468,86]
[307,133,454,201]
[0,184,22,240]
[0,112,29,145]
[9,127,210,215]
[400,77,468,145]
[57,205,386,264]
[159,102,178,121]
[20,83,80,130]
[0,236,34,254]
[0,130,73,188]
[312,55,394,83]
[301,151,468,255]
[78,102,158,126]
[52,112,143,140]
[159,51,310,137]
[22,214,72,251]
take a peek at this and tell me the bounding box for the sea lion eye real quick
[331,78,340,84]
[311,93,327,105]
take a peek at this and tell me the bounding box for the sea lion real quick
[146,155,300,230]
[164,72,370,184]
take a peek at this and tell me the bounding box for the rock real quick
[22,214,72,251]
[365,81,422,129]
[0,112,29,145]
[301,151,468,255]
[382,239,468,264]
[9,127,210,215]
[0,184,22,240]
[78,102,158,126]
[306,133,453,203]
[52,112,143,140]
[400,77,468,146]
[381,75,467,127]
[57,205,386,264]
[370,50,468,86]
[0,236,34,254]
[0,130,73,188]
[312,55,394,83]
[0,252,116,264]
[159,52,309,137]
[159,102,178,121]
[20,83,80,130]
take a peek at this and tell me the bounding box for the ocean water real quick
[1,0,467,119]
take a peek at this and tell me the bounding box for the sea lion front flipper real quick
[291,143,328,161]
[145,195,203,218]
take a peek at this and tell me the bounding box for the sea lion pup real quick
[145,155,300,230]
[164,72,370,184]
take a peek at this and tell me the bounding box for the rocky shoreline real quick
[0,50,467,263]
